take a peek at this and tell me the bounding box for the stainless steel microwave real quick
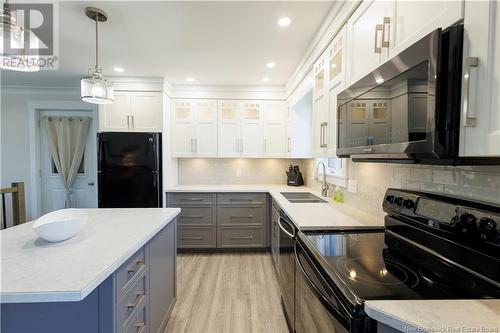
[337,25,464,164]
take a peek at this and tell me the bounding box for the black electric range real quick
[294,189,500,333]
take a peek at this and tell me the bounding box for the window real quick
[315,157,347,186]
[51,154,85,174]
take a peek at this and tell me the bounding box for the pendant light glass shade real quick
[0,7,40,72]
[81,7,114,105]
[81,72,114,104]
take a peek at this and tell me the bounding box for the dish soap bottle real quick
[333,186,344,203]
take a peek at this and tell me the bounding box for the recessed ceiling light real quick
[113,67,124,73]
[186,77,194,82]
[266,62,276,69]
[278,17,291,27]
[262,77,270,82]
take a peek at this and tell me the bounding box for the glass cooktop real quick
[304,230,500,302]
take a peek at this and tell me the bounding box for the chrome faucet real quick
[316,161,329,197]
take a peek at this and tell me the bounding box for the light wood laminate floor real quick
[164,252,289,333]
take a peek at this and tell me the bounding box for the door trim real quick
[28,100,98,219]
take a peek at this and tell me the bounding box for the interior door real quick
[99,92,131,132]
[171,100,195,157]
[40,110,98,215]
[194,100,218,157]
[240,101,263,157]
[218,101,241,157]
[131,92,162,132]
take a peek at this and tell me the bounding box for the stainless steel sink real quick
[280,192,327,203]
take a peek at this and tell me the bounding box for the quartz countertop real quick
[365,300,500,332]
[165,184,384,230]
[0,208,180,304]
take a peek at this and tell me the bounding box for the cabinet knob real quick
[88,181,94,186]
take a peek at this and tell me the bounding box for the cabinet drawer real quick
[117,271,148,329]
[217,193,266,205]
[178,227,216,248]
[217,227,266,248]
[115,248,147,299]
[122,298,148,333]
[168,193,215,206]
[217,206,265,226]
[177,207,215,226]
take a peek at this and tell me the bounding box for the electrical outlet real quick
[347,179,358,193]
[236,168,242,177]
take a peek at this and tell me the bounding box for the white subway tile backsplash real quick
[402,180,421,190]
[432,170,458,185]
[410,168,432,182]
[393,168,411,179]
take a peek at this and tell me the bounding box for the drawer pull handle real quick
[230,215,254,219]
[229,198,254,202]
[183,215,204,218]
[231,235,254,240]
[127,260,144,274]
[127,292,145,309]
[181,236,203,240]
[136,322,145,333]
[180,198,204,201]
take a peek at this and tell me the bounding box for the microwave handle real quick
[462,57,479,127]
[294,241,350,324]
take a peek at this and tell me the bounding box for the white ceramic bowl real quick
[33,209,88,243]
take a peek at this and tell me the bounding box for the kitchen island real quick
[0,208,180,333]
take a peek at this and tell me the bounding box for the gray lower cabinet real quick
[167,192,269,249]
[1,220,177,333]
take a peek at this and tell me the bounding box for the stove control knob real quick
[456,213,477,235]
[479,218,497,241]
[394,197,403,206]
[403,199,415,209]
[385,195,395,203]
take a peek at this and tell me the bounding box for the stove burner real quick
[418,266,477,290]
[337,257,419,288]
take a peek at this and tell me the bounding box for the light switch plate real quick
[347,179,358,193]
[236,168,242,177]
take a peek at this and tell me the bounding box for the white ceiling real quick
[1,1,333,87]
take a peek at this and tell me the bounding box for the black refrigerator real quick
[97,132,162,208]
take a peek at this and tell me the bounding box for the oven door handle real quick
[294,241,351,325]
[278,216,295,238]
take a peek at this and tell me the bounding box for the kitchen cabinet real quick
[217,100,264,158]
[264,101,288,157]
[100,91,162,132]
[346,0,463,86]
[346,0,392,84]
[389,0,463,58]
[286,102,313,158]
[166,192,269,249]
[460,0,500,157]
[171,99,218,157]
[313,25,347,158]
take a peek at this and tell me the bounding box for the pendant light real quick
[0,1,40,72]
[81,7,114,104]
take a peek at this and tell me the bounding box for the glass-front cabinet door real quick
[171,100,195,157]
[327,24,347,90]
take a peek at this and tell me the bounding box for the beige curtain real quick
[42,116,90,208]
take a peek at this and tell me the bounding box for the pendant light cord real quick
[95,18,99,71]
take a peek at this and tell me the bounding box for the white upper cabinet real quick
[263,101,287,157]
[131,92,163,132]
[346,0,392,84]
[171,99,218,157]
[100,91,163,132]
[171,100,195,157]
[327,25,347,91]
[218,100,241,158]
[240,101,264,158]
[193,100,218,157]
[460,1,500,157]
[389,0,463,58]
[99,92,131,132]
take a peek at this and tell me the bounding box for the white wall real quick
[1,87,81,222]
